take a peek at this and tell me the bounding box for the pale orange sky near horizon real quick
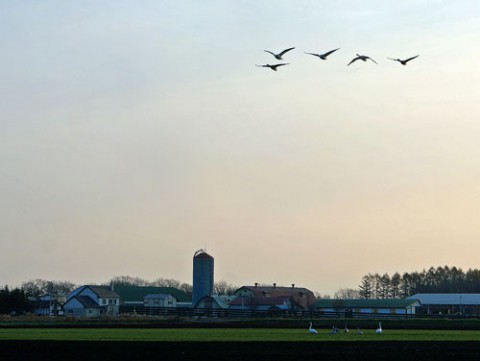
[1,1,480,295]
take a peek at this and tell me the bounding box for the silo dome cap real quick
[194,249,213,259]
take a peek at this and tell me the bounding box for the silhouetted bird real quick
[264,47,295,60]
[388,55,419,65]
[256,63,289,71]
[348,54,377,65]
[304,48,340,60]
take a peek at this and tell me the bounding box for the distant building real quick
[229,295,300,312]
[64,285,120,317]
[234,284,316,310]
[312,299,420,316]
[192,249,214,306]
[114,285,191,306]
[193,295,236,310]
[144,294,177,308]
[29,295,63,316]
[408,293,480,315]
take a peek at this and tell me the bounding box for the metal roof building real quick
[408,293,480,315]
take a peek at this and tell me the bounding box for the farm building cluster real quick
[28,250,480,317]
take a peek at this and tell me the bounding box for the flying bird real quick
[304,48,340,60]
[256,63,289,71]
[347,54,377,66]
[388,55,419,65]
[264,47,295,60]
[376,322,383,334]
[308,322,318,334]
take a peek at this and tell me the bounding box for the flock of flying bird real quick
[308,321,382,335]
[256,46,419,71]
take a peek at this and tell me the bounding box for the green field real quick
[1,328,480,341]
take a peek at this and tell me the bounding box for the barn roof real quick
[408,293,480,305]
[114,285,191,303]
[313,299,420,309]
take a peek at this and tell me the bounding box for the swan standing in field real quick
[264,47,295,60]
[308,322,318,334]
[376,322,382,334]
[356,327,364,335]
[344,325,349,333]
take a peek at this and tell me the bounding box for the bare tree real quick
[333,288,359,299]
[314,292,331,300]
[152,278,181,288]
[109,275,149,286]
[179,282,193,298]
[22,279,76,297]
[214,280,238,295]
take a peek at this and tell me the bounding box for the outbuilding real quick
[312,299,420,316]
[408,293,480,316]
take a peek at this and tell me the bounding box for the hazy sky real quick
[2,1,480,295]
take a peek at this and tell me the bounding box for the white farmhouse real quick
[64,285,120,317]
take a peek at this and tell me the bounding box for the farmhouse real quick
[64,285,120,317]
[312,299,420,316]
[408,293,480,315]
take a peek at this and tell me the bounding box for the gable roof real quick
[87,286,120,299]
[313,299,420,309]
[236,285,313,295]
[408,293,480,305]
[68,285,119,300]
[234,285,316,309]
[194,295,236,309]
[64,295,101,309]
[114,285,191,303]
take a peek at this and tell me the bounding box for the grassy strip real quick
[1,328,480,341]
[2,317,480,330]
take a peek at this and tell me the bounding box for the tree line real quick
[0,286,30,315]
[355,266,480,299]
[2,275,239,300]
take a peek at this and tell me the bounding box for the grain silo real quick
[192,249,214,306]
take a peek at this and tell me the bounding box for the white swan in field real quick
[356,327,364,335]
[308,322,318,334]
[376,322,382,334]
[330,326,339,334]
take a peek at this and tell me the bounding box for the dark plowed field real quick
[2,341,480,361]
